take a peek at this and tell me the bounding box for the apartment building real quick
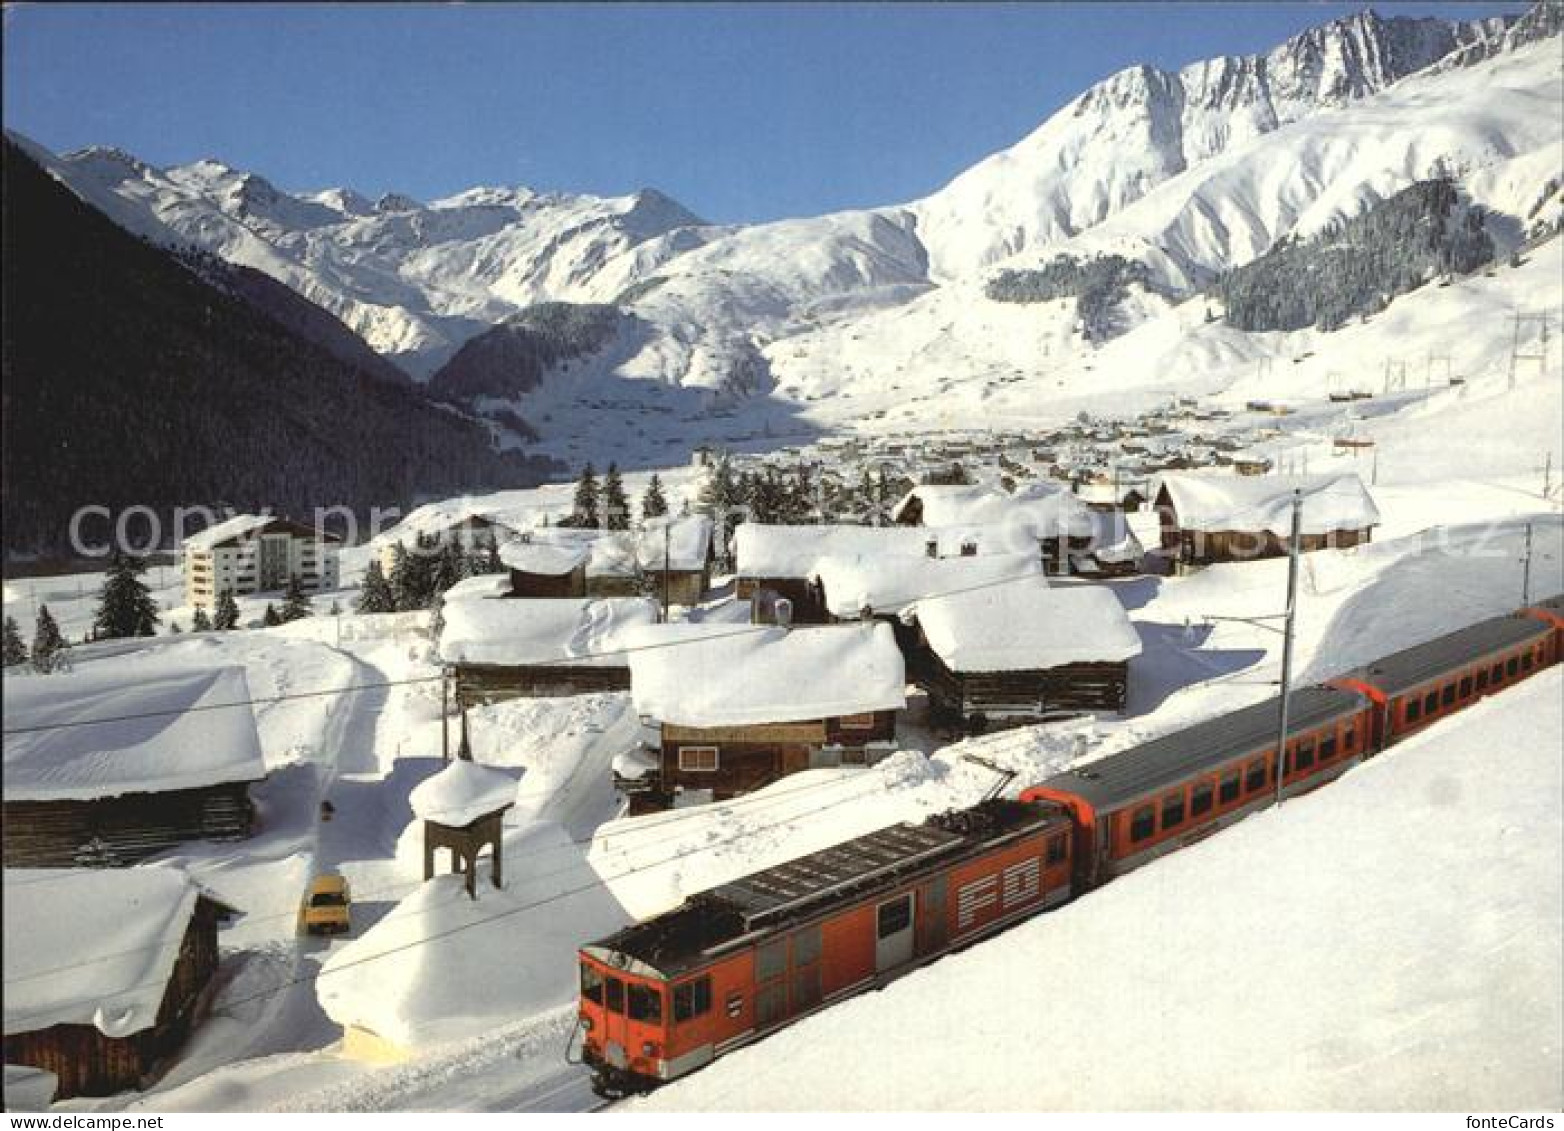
[183,514,341,610]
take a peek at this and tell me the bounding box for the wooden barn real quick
[2,868,237,1099]
[809,550,1044,671]
[635,514,715,609]
[627,621,906,802]
[1153,471,1380,569]
[910,579,1141,733]
[3,665,265,868]
[499,538,590,598]
[438,575,656,705]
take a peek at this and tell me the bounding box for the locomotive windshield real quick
[580,963,604,1004]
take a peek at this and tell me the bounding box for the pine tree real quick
[430,540,467,598]
[697,452,742,569]
[279,574,312,622]
[485,533,504,575]
[213,590,241,631]
[641,473,669,521]
[567,464,601,529]
[357,559,397,613]
[192,606,213,632]
[603,463,630,531]
[92,550,161,639]
[262,603,281,627]
[169,621,183,634]
[2,615,28,667]
[31,605,67,673]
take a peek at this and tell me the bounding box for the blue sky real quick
[3,2,1527,223]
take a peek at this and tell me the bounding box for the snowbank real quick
[497,540,589,576]
[912,579,1143,672]
[644,669,1563,1111]
[626,622,905,727]
[3,663,265,801]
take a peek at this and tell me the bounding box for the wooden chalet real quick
[437,575,656,705]
[1153,471,1379,569]
[2,869,236,1099]
[635,514,715,608]
[910,580,1141,733]
[2,666,265,868]
[499,538,589,598]
[627,622,906,802]
[734,524,944,623]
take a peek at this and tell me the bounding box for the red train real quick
[575,597,1563,1095]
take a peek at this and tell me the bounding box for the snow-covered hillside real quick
[19,4,1559,454]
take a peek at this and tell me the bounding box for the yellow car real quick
[299,873,351,936]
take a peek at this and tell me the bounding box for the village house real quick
[2,868,237,1099]
[1152,471,1380,569]
[734,524,945,622]
[182,514,339,610]
[627,621,906,802]
[2,664,266,868]
[909,579,1143,732]
[892,482,1102,575]
[635,514,715,608]
[499,538,590,598]
[437,574,656,704]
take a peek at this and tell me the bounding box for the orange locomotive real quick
[575,800,1073,1096]
[576,600,1563,1095]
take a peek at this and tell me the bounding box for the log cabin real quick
[635,514,715,609]
[2,868,237,1099]
[499,538,590,598]
[627,621,906,802]
[437,575,656,705]
[1153,471,1379,570]
[2,665,266,868]
[910,579,1142,733]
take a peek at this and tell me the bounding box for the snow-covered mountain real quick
[24,4,1563,456]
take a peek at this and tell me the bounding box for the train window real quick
[1161,791,1185,829]
[1492,663,1504,683]
[674,976,712,1022]
[1406,698,1423,722]
[1046,834,1067,865]
[1459,676,1473,697]
[878,895,913,939]
[1130,805,1155,842]
[1476,669,1489,691]
[1343,727,1357,752]
[1318,734,1337,762]
[1522,652,1534,671]
[1507,657,1519,677]
[1191,782,1214,818]
[1219,770,1241,804]
[1245,760,1266,793]
[1295,739,1315,771]
[628,983,663,1024]
[581,964,605,1005]
[605,976,625,1015]
[792,925,822,967]
[1441,685,1456,707]
[1423,691,1438,715]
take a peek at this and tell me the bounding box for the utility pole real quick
[1543,452,1553,501]
[662,521,671,623]
[1371,445,1379,486]
[441,668,450,761]
[1522,522,1533,607]
[1274,490,1303,809]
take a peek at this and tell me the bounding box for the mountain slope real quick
[0,139,555,557]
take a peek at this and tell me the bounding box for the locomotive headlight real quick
[581,1016,594,1032]
[642,1041,659,1056]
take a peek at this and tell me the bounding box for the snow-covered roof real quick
[409,760,519,827]
[182,513,336,551]
[2,664,266,802]
[635,514,714,573]
[438,596,657,668]
[627,622,905,727]
[2,867,232,1039]
[735,524,1004,579]
[912,580,1142,673]
[812,551,1044,618]
[1153,472,1380,536]
[497,539,590,577]
[892,483,1096,538]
